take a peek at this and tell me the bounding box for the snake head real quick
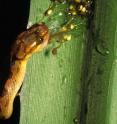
[11,23,50,60]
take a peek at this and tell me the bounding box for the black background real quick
[0,0,30,123]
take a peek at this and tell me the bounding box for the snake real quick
[0,23,50,119]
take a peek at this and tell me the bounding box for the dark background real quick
[0,0,30,123]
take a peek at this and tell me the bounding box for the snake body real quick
[0,23,49,119]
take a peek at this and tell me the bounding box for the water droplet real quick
[59,12,63,16]
[73,117,79,124]
[62,76,67,84]
[52,48,57,55]
[95,43,110,56]
[105,50,110,54]
[61,76,67,88]
[59,59,64,67]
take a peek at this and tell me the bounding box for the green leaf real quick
[20,0,117,124]
[80,0,117,124]
[20,0,86,124]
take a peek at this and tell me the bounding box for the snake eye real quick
[36,37,43,45]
